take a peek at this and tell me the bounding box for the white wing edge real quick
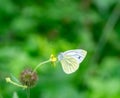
[63,49,87,56]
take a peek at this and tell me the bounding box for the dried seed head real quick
[20,69,37,88]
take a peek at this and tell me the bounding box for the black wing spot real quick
[78,56,81,59]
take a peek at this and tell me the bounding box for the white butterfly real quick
[58,49,87,74]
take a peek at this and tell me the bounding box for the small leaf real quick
[10,73,21,84]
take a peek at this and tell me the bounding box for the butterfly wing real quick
[58,49,87,74]
[63,49,87,64]
[60,55,79,74]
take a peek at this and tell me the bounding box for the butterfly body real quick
[58,49,87,74]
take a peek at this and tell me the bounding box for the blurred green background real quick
[0,0,120,98]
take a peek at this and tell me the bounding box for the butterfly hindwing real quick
[60,55,79,74]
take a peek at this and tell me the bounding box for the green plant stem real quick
[9,80,27,88]
[91,1,120,63]
[26,87,30,98]
[33,59,51,73]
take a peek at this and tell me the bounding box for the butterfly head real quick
[58,52,64,61]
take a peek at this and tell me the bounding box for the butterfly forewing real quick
[64,49,87,63]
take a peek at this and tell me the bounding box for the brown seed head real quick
[20,69,37,87]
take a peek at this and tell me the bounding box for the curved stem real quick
[33,59,51,73]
